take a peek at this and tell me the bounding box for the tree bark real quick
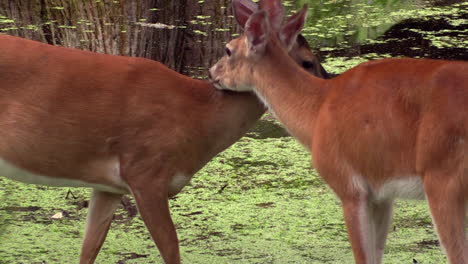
[0,0,236,76]
[149,0,236,76]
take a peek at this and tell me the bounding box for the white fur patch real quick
[0,158,127,194]
[375,177,425,201]
[169,173,192,195]
[351,175,425,201]
[351,174,367,193]
[355,194,376,264]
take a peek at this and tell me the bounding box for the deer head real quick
[210,0,318,91]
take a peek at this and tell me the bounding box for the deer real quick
[0,3,331,264]
[209,0,468,263]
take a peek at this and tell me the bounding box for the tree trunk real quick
[0,0,236,76]
[148,0,236,76]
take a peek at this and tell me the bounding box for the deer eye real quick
[225,47,232,56]
[302,61,315,69]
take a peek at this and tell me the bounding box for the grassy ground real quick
[0,119,446,263]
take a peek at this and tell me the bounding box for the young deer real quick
[210,0,468,263]
[0,6,329,264]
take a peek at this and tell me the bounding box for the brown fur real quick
[0,33,328,264]
[210,2,468,263]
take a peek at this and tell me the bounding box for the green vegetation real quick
[0,130,446,263]
[294,0,468,49]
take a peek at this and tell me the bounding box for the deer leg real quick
[369,199,393,264]
[80,189,122,264]
[424,172,467,264]
[341,194,377,264]
[128,179,180,264]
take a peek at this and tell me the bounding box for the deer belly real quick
[375,176,425,201]
[0,158,128,194]
[168,173,192,197]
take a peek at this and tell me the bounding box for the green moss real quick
[0,133,447,263]
[297,0,467,50]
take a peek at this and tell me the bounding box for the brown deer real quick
[209,0,468,263]
[0,2,329,263]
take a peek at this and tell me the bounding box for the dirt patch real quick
[256,202,275,208]
[116,252,149,263]
[416,239,440,248]
[1,206,41,212]
[247,119,290,139]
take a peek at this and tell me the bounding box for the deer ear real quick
[280,4,308,51]
[232,0,258,29]
[245,10,270,55]
[259,0,284,31]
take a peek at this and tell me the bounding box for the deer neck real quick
[214,88,265,144]
[249,38,327,148]
[194,79,266,136]
[187,80,266,172]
